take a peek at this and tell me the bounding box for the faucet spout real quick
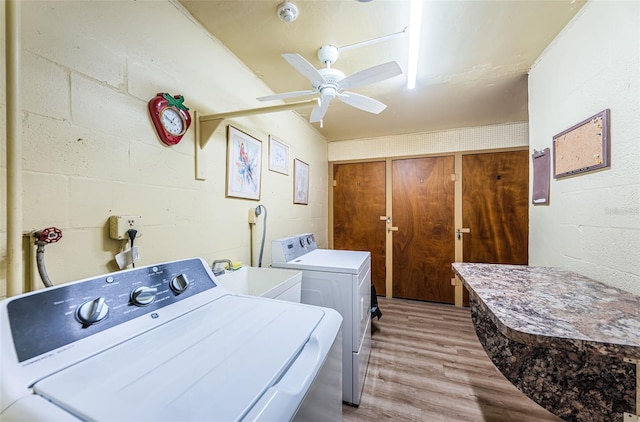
[212,259,233,276]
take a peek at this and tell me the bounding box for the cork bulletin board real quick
[553,109,610,178]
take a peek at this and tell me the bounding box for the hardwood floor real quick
[342,297,562,422]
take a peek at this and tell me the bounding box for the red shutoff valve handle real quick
[37,227,63,243]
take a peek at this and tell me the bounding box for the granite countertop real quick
[452,263,640,359]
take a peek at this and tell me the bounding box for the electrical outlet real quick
[109,215,142,240]
[248,208,256,224]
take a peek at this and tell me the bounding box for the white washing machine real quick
[271,233,371,406]
[0,258,342,421]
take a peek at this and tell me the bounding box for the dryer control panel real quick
[271,233,317,263]
[6,258,218,363]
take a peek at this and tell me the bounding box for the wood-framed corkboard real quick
[553,109,610,178]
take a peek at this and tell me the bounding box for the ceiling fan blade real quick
[338,61,402,91]
[282,53,326,86]
[257,90,315,101]
[337,91,387,114]
[310,94,333,123]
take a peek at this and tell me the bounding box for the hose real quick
[36,242,53,288]
[255,205,267,267]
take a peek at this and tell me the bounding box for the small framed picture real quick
[293,159,309,205]
[268,135,289,175]
[226,125,262,200]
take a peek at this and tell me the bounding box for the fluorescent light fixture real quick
[407,0,423,89]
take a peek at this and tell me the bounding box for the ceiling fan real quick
[257,44,403,124]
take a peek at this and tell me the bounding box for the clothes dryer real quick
[271,233,371,406]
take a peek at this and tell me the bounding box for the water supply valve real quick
[35,227,63,244]
[31,227,63,288]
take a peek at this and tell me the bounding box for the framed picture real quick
[268,135,289,175]
[293,159,309,205]
[226,125,262,200]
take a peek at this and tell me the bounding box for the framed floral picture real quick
[226,125,261,200]
[293,159,309,205]
[268,135,289,175]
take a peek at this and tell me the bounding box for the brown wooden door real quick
[392,156,455,303]
[333,162,387,295]
[462,151,529,265]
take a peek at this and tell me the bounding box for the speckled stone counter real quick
[452,263,640,422]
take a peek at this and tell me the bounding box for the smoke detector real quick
[277,2,299,23]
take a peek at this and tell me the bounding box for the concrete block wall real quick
[528,0,640,294]
[0,0,328,297]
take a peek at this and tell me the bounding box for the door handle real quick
[381,216,397,232]
[456,228,470,240]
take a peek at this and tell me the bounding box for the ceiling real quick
[179,0,585,142]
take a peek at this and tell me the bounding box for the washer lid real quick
[33,295,325,421]
[273,248,370,274]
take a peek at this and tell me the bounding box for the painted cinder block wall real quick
[528,0,640,294]
[3,1,638,298]
[0,0,328,297]
[329,1,640,296]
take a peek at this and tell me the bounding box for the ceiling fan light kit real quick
[317,45,340,66]
[277,2,298,23]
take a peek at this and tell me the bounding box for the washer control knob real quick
[77,297,109,325]
[299,238,305,247]
[170,274,190,294]
[130,286,158,306]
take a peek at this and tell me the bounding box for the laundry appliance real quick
[271,233,371,406]
[0,258,342,421]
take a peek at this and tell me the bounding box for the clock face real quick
[161,107,185,136]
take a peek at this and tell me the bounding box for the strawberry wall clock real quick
[148,93,191,146]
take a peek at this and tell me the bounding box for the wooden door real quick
[333,162,387,295]
[392,157,455,303]
[462,151,529,265]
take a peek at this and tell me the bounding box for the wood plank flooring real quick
[342,297,562,422]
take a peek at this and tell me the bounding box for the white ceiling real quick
[179,0,585,142]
